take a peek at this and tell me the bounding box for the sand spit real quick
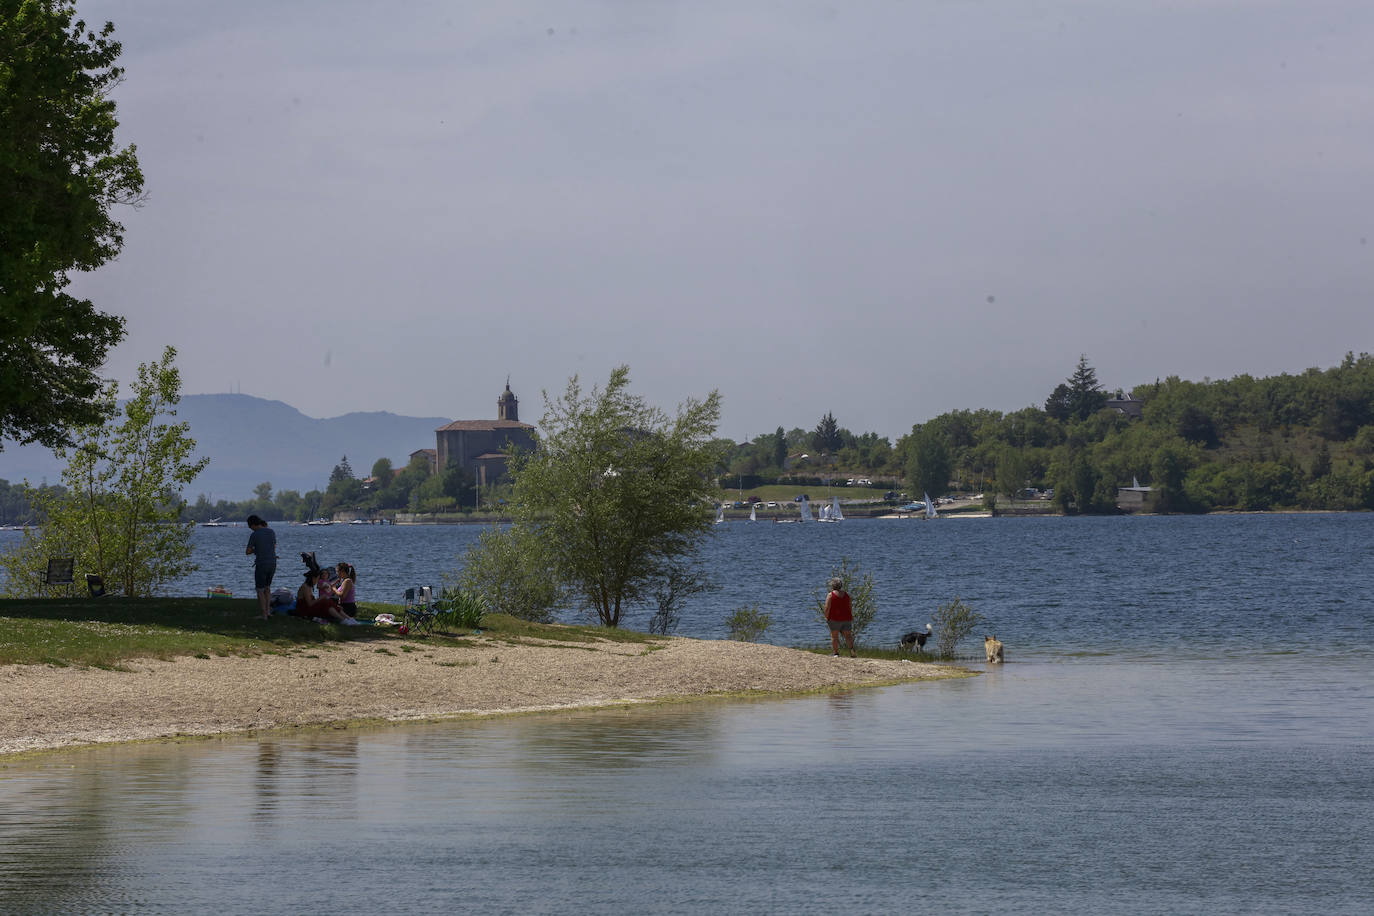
[0,636,958,757]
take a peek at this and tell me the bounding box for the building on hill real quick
[410,448,437,474]
[1106,394,1144,419]
[434,382,537,487]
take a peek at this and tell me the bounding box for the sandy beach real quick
[0,636,957,758]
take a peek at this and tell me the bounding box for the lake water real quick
[1,515,1372,913]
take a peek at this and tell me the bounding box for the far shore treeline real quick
[5,353,1374,524]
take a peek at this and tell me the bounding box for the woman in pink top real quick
[328,561,358,618]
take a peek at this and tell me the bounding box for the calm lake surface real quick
[2,515,1372,913]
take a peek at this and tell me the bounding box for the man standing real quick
[245,515,277,620]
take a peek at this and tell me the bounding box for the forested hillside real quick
[906,353,1374,513]
[720,354,1374,513]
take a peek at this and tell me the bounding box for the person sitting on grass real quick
[293,571,356,624]
[322,561,359,618]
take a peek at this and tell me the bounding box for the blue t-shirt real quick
[247,527,277,567]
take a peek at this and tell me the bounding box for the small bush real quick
[451,525,563,623]
[648,564,713,635]
[932,597,984,658]
[433,588,487,630]
[726,605,772,642]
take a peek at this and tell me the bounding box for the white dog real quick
[984,635,1004,663]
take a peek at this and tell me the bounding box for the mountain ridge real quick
[0,394,452,500]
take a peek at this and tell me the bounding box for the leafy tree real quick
[275,488,302,520]
[1150,442,1197,513]
[508,365,724,628]
[812,412,842,454]
[1309,441,1332,480]
[452,525,564,623]
[772,426,787,470]
[1,2,144,450]
[1353,425,1374,457]
[996,446,1029,502]
[1176,405,1219,448]
[249,481,274,518]
[438,461,475,506]
[1044,383,1073,422]
[904,427,952,497]
[0,347,207,596]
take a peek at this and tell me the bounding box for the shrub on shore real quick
[932,597,984,658]
[726,605,772,642]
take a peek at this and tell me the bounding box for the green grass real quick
[796,643,951,662]
[0,597,659,669]
[724,484,892,503]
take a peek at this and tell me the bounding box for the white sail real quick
[800,497,813,522]
[715,504,725,524]
[832,497,844,521]
[924,492,937,519]
[749,503,757,522]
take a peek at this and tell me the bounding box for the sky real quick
[63,0,1374,444]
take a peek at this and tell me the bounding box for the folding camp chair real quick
[42,558,75,595]
[402,586,438,634]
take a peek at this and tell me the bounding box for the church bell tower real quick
[497,379,518,422]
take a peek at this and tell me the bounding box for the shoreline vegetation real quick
[0,599,965,759]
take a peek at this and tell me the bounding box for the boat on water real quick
[924,492,938,520]
[816,496,844,523]
[200,517,231,527]
[715,504,726,525]
[749,503,757,522]
[305,517,333,526]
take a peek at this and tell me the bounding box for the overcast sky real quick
[65,0,1374,443]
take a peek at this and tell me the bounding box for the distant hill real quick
[0,394,451,500]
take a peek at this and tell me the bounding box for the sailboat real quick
[924,492,938,520]
[749,503,757,522]
[816,495,843,523]
[799,496,814,523]
[715,504,726,525]
[200,517,229,527]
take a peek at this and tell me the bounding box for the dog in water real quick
[984,635,1004,663]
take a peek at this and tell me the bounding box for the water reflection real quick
[2,659,1372,913]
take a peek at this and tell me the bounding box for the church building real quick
[434,382,537,487]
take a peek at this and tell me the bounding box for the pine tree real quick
[813,412,842,454]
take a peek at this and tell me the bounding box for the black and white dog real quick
[899,623,933,652]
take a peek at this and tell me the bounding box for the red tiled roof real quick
[436,419,534,432]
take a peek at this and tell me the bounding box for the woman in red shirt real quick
[824,577,856,657]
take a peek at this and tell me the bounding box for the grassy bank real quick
[0,598,652,669]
